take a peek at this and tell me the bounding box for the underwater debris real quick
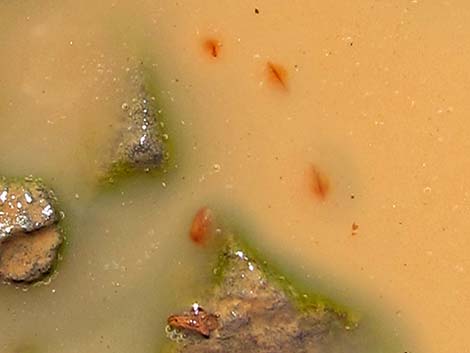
[0,177,62,283]
[165,235,357,353]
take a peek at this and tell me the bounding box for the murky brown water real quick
[1,1,470,352]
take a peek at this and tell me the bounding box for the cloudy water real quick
[1,1,470,352]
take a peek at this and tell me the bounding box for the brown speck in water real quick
[309,164,330,201]
[352,222,359,236]
[190,207,214,245]
[203,39,221,58]
[267,62,288,90]
[254,8,260,14]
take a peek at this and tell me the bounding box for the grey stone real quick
[116,93,165,170]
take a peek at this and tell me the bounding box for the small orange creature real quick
[351,222,359,236]
[267,61,288,90]
[189,207,214,245]
[167,304,219,338]
[309,164,330,201]
[203,38,222,58]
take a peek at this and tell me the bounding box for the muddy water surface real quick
[1,1,470,352]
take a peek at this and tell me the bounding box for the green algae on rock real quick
[103,67,171,184]
[164,234,358,353]
[0,177,63,284]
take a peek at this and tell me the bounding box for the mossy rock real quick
[163,233,359,353]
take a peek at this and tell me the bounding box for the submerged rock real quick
[164,235,357,353]
[116,93,165,169]
[105,69,170,182]
[0,177,57,240]
[0,226,62,282]
[0,177,62,283]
